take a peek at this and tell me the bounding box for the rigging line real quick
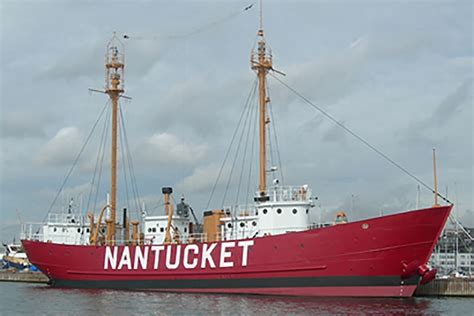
[119,105,138,213]
[222,79,256,207]
[266,80,284,184]
[118,102,131,212]
[246,96,259,204]
[235,82,258,205]
[124,3,255,41]
[93,106,110,214]
[206,77,258,209]
[86,101,111,213]
[269,73,453,205]
[43,101,109,221]
[119,105,142,215]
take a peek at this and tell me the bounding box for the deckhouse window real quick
[263,209,268,214]
[277,208,282,214]
[292,209,297,214]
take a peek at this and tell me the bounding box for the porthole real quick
[240,222,245,228]
[306,209,309,214]
[160,227,164,232]
[252,221,257,227]
[53,228,57,232]
[148,228,152,233]
[227,223,232,228]
[262,209,268,214]
[292,209,297,214]
[86,228,90,233]
[184,227,187,233]
[277,209,282,214]
[101,228,105,234]
[77,228,81,233]
[152,227,157,233]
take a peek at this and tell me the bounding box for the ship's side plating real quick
[23,205,451,297]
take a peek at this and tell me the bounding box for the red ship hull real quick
[22,205,451,297]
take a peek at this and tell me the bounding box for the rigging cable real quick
[266,79,284,184]
[93,106,110,214]
[86,101,111,214]
[234,82,258,206]
[206,78,258,209]
[118,102,131,213]
[221,79,256,207]
[119,104,142,218]
[245,93,259,205]
[228,78,258,207]
[123,3,254,41]
[43,101,110,221]
[269,73,453,205]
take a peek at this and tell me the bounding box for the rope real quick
[235,83,258,206]
[245,95,259,204]
[118,103,131,213]
[86,101,110,214]
[266,80,284,184]
[119,104,142,217]
[269,73,453,205]
[206,78,258,209]
[43,101,109,221]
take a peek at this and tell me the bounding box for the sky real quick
[1,0,473,241]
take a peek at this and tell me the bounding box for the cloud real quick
[137,132,208,167]
[0,110,49,139]
[176,164,223,194]
[33,127,83,166]
[400,78,473,146]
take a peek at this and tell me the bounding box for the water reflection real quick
[26,284,441,315]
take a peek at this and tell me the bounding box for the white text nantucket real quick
[104,240,254,270]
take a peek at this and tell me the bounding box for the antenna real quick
[259,0,263,32]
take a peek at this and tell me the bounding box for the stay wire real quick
[86,101,111,214]
[245,95,259,205]
[118,102,131,213]
[206,77,258,209]
[43,101,110,222]
[266,80,284,184]
[229,79,258,207]
[119,105,142,217]
[269,73,453,205]
[235,82,258,206]
[222,80,256,207]
[93,107,110,214]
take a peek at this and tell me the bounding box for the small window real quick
[86,228,90,233]
[240,222,245,228]
[152,227,157,233]
[184,227,187,233]
[77,228,81,233]
[227,223,232,228]
[160,227,164,233]
[53,228,57,232]
[292,209,297,214]
[277,209,282,214]
[148,228,152,233]
[101,228,105,233]
[252,221,257,227]
[263,209,268,214]
[306,209,309,214]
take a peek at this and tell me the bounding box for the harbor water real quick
[2,282,473,315]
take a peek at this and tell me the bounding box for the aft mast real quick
[251,0,272,202]
[104,34,125,245]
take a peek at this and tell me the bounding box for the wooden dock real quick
[0,270,48,283]
[415,278,474,297]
